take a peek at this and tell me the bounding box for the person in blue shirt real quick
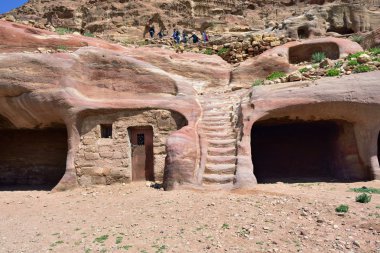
[149,25,155,38]
[182,31,188,43]
[158,30,164,39]
[172,29,181,44]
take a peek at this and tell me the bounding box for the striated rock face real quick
[3,0,380,42]
[282,3,380,39]
[0,20,230,190]
[362,26,380,49]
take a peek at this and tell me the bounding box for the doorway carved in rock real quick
[129,126,154,182]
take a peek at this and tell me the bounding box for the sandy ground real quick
[0,181,379,253]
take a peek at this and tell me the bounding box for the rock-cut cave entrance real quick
[0,128,68,190]
[251,119,368,183]
[288,42,340,64]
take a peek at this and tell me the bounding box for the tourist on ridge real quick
[189,32,200,44]
[172,29,181,44]
[158,30,164,39]
[149,25,155,38]
[182,31,188,43]
[202,31,209,43]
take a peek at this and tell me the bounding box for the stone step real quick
[201,125,229,131]
[203,174,235,184]
[202,121,232,127]
[200,99,231,103]
[208,139,236,147]
[203,111,231,117]
[205,132,237,139]
[202,116,231,122]
[203,105,233,111]
[205,164,236,174]
[207,155,237,164]
[208,146,236,156]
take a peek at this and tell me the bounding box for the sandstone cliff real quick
[3,0,380,42]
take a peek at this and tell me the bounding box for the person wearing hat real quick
[189,32,200,44]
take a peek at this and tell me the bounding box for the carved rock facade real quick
[0,21,379,191]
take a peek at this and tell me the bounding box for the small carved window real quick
[100,124,112,138]
[137,133,145,145]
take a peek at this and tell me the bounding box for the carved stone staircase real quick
[198,94,239,187]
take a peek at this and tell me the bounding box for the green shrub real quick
[334,61,343,68]
[354,65,374,73]
[369,47,380,55]
[356,193,372,203]
[348,51,365,60]
[93,235,109,243]
[351,35,363,43]
[311,52,326,63]
[252,80,264,86]
[335,204,349,213]
[299,67,309,73]
[348,59,359,66]
[56,27,74,35]
[351,187,380,194]
[203,48,213,55]
[267,71,286,80]
[326,68,340,77]
[221,223,230,229]
[57,45,68,51]
[217,47,229,56]
[84,32,95,38]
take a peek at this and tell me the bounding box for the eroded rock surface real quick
[0,20,379,191]
[3,0,380,41]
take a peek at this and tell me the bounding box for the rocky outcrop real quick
[281,3,380,39]
[238,72,380,185]
[163,126,199,190]
[3,0,380,43]
[362,26,380,49]
[0,20,224,190]
[230,37,363,89]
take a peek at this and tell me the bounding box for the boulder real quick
[287,71,303,82]
[362,27,380,49]
[357,53,371,64]
[163,126,199,190]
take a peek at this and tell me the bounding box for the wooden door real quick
[129,126,154,181]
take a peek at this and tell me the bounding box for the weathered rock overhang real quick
[236,72,380,188]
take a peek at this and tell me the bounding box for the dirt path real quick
[0,181,379,253]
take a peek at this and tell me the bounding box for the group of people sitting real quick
[148,26,209,44]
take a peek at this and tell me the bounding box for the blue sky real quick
[0,0,28,14]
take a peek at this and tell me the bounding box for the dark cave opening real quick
[297,26,311,39]
[251,119,368,183]
[289,42,340,64]
[0,128,68,190]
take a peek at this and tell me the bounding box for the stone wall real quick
[75,109,187,186]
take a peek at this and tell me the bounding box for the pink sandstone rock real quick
[231,37,363,89]
[237,72,380,187]
[0,20,379,191]
[163,126,199,190]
